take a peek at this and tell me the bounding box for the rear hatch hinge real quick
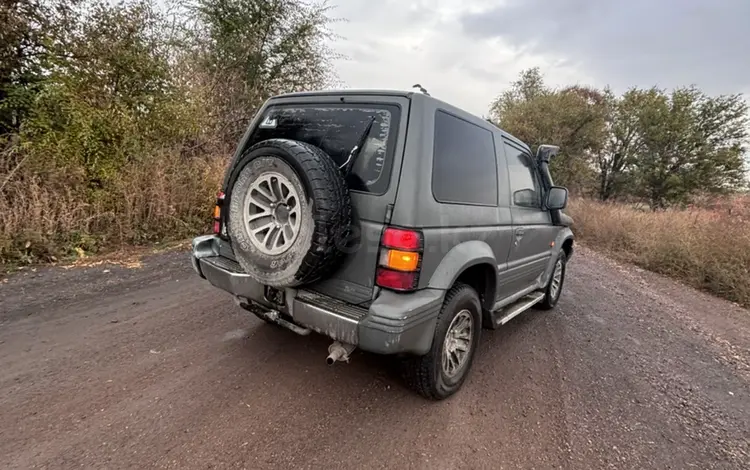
[384,203,394,224]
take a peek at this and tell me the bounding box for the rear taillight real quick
[213,191,225,234]
[376,227,423,292]
[381,227,422,251]
[376,269,418,291]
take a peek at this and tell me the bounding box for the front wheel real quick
[536,251,567,310]
[401,283,482,400]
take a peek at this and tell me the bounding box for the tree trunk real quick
[598,168,609,200]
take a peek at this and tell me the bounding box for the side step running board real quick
[493,292,545,327]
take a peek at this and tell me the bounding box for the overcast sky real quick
[329,0,750,117]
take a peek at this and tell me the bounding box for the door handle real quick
[515,229,525,238]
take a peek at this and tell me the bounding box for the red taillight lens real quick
[376,268,418,291]
[382,227,422,251]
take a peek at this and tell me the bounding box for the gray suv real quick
[191,89,574,399]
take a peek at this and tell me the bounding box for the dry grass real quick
[567,197,750,308]
[0,151,226,264]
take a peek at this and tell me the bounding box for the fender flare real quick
[540,228,575,285]
[556,227,574,258]
[427,240,497,309]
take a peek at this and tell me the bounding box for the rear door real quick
[240,94,411,304]
[502,140,557,295]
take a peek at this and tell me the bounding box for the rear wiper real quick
[339,116,376,176]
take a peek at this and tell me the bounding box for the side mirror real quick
[546,186,568,210]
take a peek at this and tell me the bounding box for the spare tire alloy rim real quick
[243,171,301,255]
[442,309,473,378]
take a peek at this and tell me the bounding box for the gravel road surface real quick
[1,246,749,469]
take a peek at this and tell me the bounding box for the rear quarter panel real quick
[390,95,514,299]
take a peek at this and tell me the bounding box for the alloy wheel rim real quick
[550,259,563,300]
[442,309,473,378]
[243,171,301,255]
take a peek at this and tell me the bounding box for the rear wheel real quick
[402,283,482,400]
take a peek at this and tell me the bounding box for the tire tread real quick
[402,282,479,400]
[228,138,352,286]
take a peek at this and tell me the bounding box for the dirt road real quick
[1,247,749,469]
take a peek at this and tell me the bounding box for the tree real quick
[188,0,340,140]
[2,0,343,183]
[490,70,749,206]
[0,0,347,262]
[0,0,57,134]
[594,88,650,201]
[18,0,192,183]
[631,87,748,209]
[490,68,608,195]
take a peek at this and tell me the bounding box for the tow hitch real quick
[235,297,311,336]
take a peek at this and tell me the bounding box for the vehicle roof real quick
[417,92,532,153]
[269,88,532,153]
[271,88,416,99]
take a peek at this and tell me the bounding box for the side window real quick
[504,143,541,208]
[432,110,497,206]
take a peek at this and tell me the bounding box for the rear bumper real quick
[191,235,442,355]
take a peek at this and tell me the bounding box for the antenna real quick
[412,84,430,96]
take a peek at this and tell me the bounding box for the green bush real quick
[0,0,338,264]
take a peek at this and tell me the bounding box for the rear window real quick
[247,104,401,194]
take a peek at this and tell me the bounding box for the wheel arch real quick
[427,240,498,313]
[561,236,574,260]
[540,228,574,286]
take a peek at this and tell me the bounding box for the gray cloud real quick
[460,0,750,95]
[463,64,505,83]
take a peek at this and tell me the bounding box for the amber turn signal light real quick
[381,249,420,272]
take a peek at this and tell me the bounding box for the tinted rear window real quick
[432,110,498,206]
[248,104,401,194]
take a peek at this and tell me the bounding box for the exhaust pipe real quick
[326,341,356,365]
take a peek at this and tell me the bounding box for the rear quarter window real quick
[247,104,401,195]
[431,110,498,206]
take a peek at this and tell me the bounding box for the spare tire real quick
[226,139,352,287]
